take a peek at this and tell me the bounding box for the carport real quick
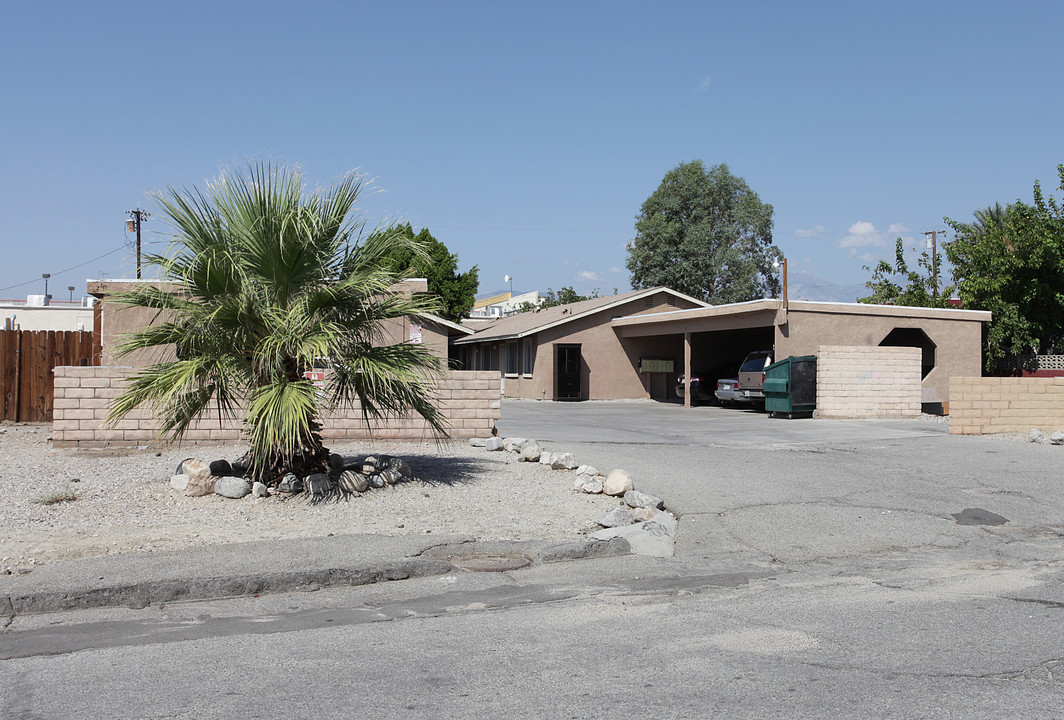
[613,299,990,410]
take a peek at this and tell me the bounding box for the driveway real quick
[497,398,947,446]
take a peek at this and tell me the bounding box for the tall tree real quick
[859,238,954,308]
[381,224,479,322]
[106,163,448,483]
[626,160,781,304]
[945,165,1064,374]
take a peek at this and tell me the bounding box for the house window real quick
[505,342,519,376]
[522,340,535,376]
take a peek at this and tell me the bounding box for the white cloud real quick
[888,223,910,234]
[578,270,602,282]
[838,221,889,249]
[695,76,711,93]
[795,226,826,238]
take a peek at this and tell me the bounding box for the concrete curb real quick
[3,536,631,618]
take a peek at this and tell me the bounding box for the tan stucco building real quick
[454,288,990,411]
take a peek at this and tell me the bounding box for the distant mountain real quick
[786,269,867,303]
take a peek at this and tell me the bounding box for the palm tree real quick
[106,162,448,484]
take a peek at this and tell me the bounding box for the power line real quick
[0,243,129,294]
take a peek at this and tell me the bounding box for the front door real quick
[556,344,582,399]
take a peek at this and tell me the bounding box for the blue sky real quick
[3,1,1063,303]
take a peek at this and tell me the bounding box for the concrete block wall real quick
[52,366,500,447]
[949,376,1064,434]
[815,345,922,419]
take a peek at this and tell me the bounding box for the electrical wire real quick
[0,242,129,294]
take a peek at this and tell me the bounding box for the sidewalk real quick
[1,533,629,619]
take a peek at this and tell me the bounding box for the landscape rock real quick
[590,511,678,557]
[1029,429,1046,443]
[305,473,333,495]
[380,468,404,485]
[468,438,488,447]
[214,476,252,499]
[539,452,556,466]
[573,474,603,494]
[624,489,665,510]
[518,442,542,462]
[550,453,578,470]
[631,507,661,522]
[1051,431,1064,445]
[484,437,505,451]
[574,465,600,477]
[338,470,368,494]
[361,456,382,474]
[328,453,346,475]
[366,473,386,489]
[176,458,212,482]
[503,437,528,452]
[169,474,190,492]
[251,481,269,498]
[184,475,216,497]
[209,459,233,476]
[386,457,413,479]
[276,473,303,493]
[596,506,637,528]
[603,469,634,496]
[231,452,252,476]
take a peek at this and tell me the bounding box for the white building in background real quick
[1,294,95,331]
[469,290,543,318]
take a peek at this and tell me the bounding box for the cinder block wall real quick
[52,366,500,447]
[816,345,922,419]
[949,376,1064,434]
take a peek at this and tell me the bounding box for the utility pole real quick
[126,209,150,279]
[923,230,945,297]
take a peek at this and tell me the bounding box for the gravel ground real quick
[0,423,619,571]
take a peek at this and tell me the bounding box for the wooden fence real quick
[0,330,97,422]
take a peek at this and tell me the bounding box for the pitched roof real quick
[454,287,708,344]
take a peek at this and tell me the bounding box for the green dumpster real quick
[764,355,817,418]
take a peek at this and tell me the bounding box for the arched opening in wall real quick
[879,327,935,379]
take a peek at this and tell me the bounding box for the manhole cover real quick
[447,553,531,572]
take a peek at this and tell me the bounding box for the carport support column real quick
[684,331,692,409]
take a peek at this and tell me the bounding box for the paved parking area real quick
[497,398,948,446]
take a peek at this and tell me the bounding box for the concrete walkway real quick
[496,398,946,446]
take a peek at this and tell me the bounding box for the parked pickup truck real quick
[735,350,773,402]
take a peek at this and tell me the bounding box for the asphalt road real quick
[4,402,1064,719]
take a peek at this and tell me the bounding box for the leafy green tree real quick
[380,224,479,322]
[106,163,447,483]
[945,165,1064,374]
[540,286,601,308]
[859,238,954,307]
[626,160,781,304]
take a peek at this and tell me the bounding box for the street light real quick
[68,285,75,302]
[504,274,513,298]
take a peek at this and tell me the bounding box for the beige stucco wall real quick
[775,304,985,407]
[949,376,1064,434]
[52,366,500,446]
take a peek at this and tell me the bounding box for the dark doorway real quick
[556,344,582,399]
[879,327,936,379]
